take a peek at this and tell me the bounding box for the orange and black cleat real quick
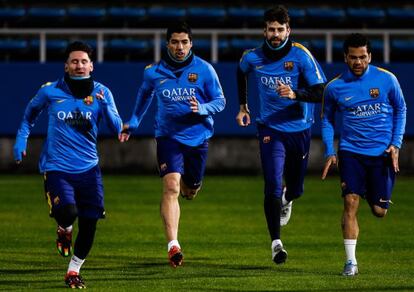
[65,271,86,289]
[168,246,183,268]
[56,227,72,257]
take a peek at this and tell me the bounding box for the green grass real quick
[0,175,413,291]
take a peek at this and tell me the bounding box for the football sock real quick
[67,255,85,274]
[264,196,282,240]
[74,217,97,259]
[271,239,283,250]
[168,240,180,251]
[344,239,357,264]
[281,192,289,206]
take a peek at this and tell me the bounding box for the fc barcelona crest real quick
[284,61,294,71]
[369,88,380,98]
[188,73,198,83]
[83,95,94,105]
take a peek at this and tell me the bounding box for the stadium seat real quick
[386,8,414,27]
[0,39,28,61]
[287,8,306,27]
[226,7,264,28]
[66,7,106,27]
[146,7,186,27]
[105,38,152,61]
[346,8,386,27]
[391,39,414,61]
[0,7,26,26]
[306,8,346,27]
[26,7,66,27]
[186,7,226,27]
[106,7,146,27]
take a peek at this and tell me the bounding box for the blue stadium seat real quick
[227,7,264,27]
[108,39,150,51]
[391,39,414,61]
[66,7,106,27]
[230,38,261,50]
[147,7,186,27]
[26,7,66,26]
[0,39,27,50]
[30,39,68,51]
[107,7,146,27]
[306,8,346,27]
[346,8,386,27]
[288,8,306,26]
[0,8,26,24]
[186,7,226,27]
[386,8,414,27]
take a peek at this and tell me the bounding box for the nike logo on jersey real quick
[302,153,308,159]
[379,198,393,204]
[56,99,65,103]
[255,65,264,69]
[344,96,354,101]
[160,79,168,85]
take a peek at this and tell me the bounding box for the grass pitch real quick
[0,175,413,291]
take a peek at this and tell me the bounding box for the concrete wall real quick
[2,137,414,175]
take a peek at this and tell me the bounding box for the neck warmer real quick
[262,38,292,62]
[64,73,94,99]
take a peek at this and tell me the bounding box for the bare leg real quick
[161,173,181,242]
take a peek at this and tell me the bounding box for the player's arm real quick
[236,60,251,126]
[190,64,225,115]
[96,88,123,135]
[288,51,327,103]
[386,75,407,172]
[14,85,49,164]
[119,73,154,142]
[321,86,337,179]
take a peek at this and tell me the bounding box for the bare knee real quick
[163,175,180,198]
[371,205,387,218]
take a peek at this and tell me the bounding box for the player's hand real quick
[13,140,27,164]
[385,145,400,173]
[189,96,199,113]
[96,89,108,105]
[322,155,337,180]
[277,80,296,99]
[236,104,251,127]
[118,124,130,143]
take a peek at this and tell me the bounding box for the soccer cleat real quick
[180,190,198,200]
[168,246,183,267]
[280,187,293,226]
[64,271,86,289]
[56,226,72,257]
[272,244,288,264]
[342,260,358,276]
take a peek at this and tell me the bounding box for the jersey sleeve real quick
[321,85,337,157]
[238,50,252,74]
[99,86,123,134]
[300,50,326,86]
[388,74,407,148]
[127,68,155,131]
[14,84,50,160]
[198,64,226,116]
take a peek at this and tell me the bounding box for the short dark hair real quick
[343,33,371,54]
[166,21,192,42]
[264,5,290,27]
[64,41,93,61]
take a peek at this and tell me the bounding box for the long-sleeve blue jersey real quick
[15,78,123,173]
[239,42,326,132]
[322,65,406,157]
[127,55,226,146]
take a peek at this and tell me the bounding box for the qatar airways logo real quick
[162,87,196,101]
[349,103,382,117]
[57,111,92,120]
[260,76,292,89]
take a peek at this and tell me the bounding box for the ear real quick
[286,26,291,37]
[90,61,94,72]
[343,53,347,63]
[367,52,372,64]
[64,63,68,72]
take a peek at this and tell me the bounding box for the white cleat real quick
[342,260,358,276]
[280,200,293,226]
[272,243,288,264]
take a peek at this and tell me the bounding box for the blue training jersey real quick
[322,65,406,157]
[127,55,226,147]
[239,42,326,132]
[15,78,123,173]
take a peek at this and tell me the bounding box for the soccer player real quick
[119,22,225,267]
[235,5,326,264]
[13,41,123,288]
[321,33,406,276]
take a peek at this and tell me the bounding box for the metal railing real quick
[1,28,414,63]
